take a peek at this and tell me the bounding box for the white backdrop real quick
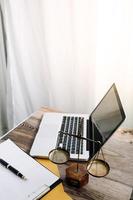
[1,0,133,129]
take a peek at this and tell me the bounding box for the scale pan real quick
[48,148,70,164]
[86,159,110,177]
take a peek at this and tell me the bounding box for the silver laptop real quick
[30,84,126,161]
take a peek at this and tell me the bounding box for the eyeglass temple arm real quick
[58,131,101,146]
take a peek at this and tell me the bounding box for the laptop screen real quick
[90,83,126,157]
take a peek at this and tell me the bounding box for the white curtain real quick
[1,0,133,129]
[95,0,133,128]
[0,3,9,135]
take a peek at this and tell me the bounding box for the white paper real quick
[0,140,59,200]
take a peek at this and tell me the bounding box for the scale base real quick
[65,163,89,188]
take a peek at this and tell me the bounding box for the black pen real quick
[0,158,27,180]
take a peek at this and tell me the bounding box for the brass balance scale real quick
[48,119,110,186]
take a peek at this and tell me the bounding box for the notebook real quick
[30,83,126,161]
[37,159,72,200]
[0,139,61,200]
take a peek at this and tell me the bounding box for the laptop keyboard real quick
[57,116,84,154]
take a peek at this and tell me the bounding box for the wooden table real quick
[1,107,133,200]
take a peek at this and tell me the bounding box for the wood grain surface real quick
[1,107,133,200]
